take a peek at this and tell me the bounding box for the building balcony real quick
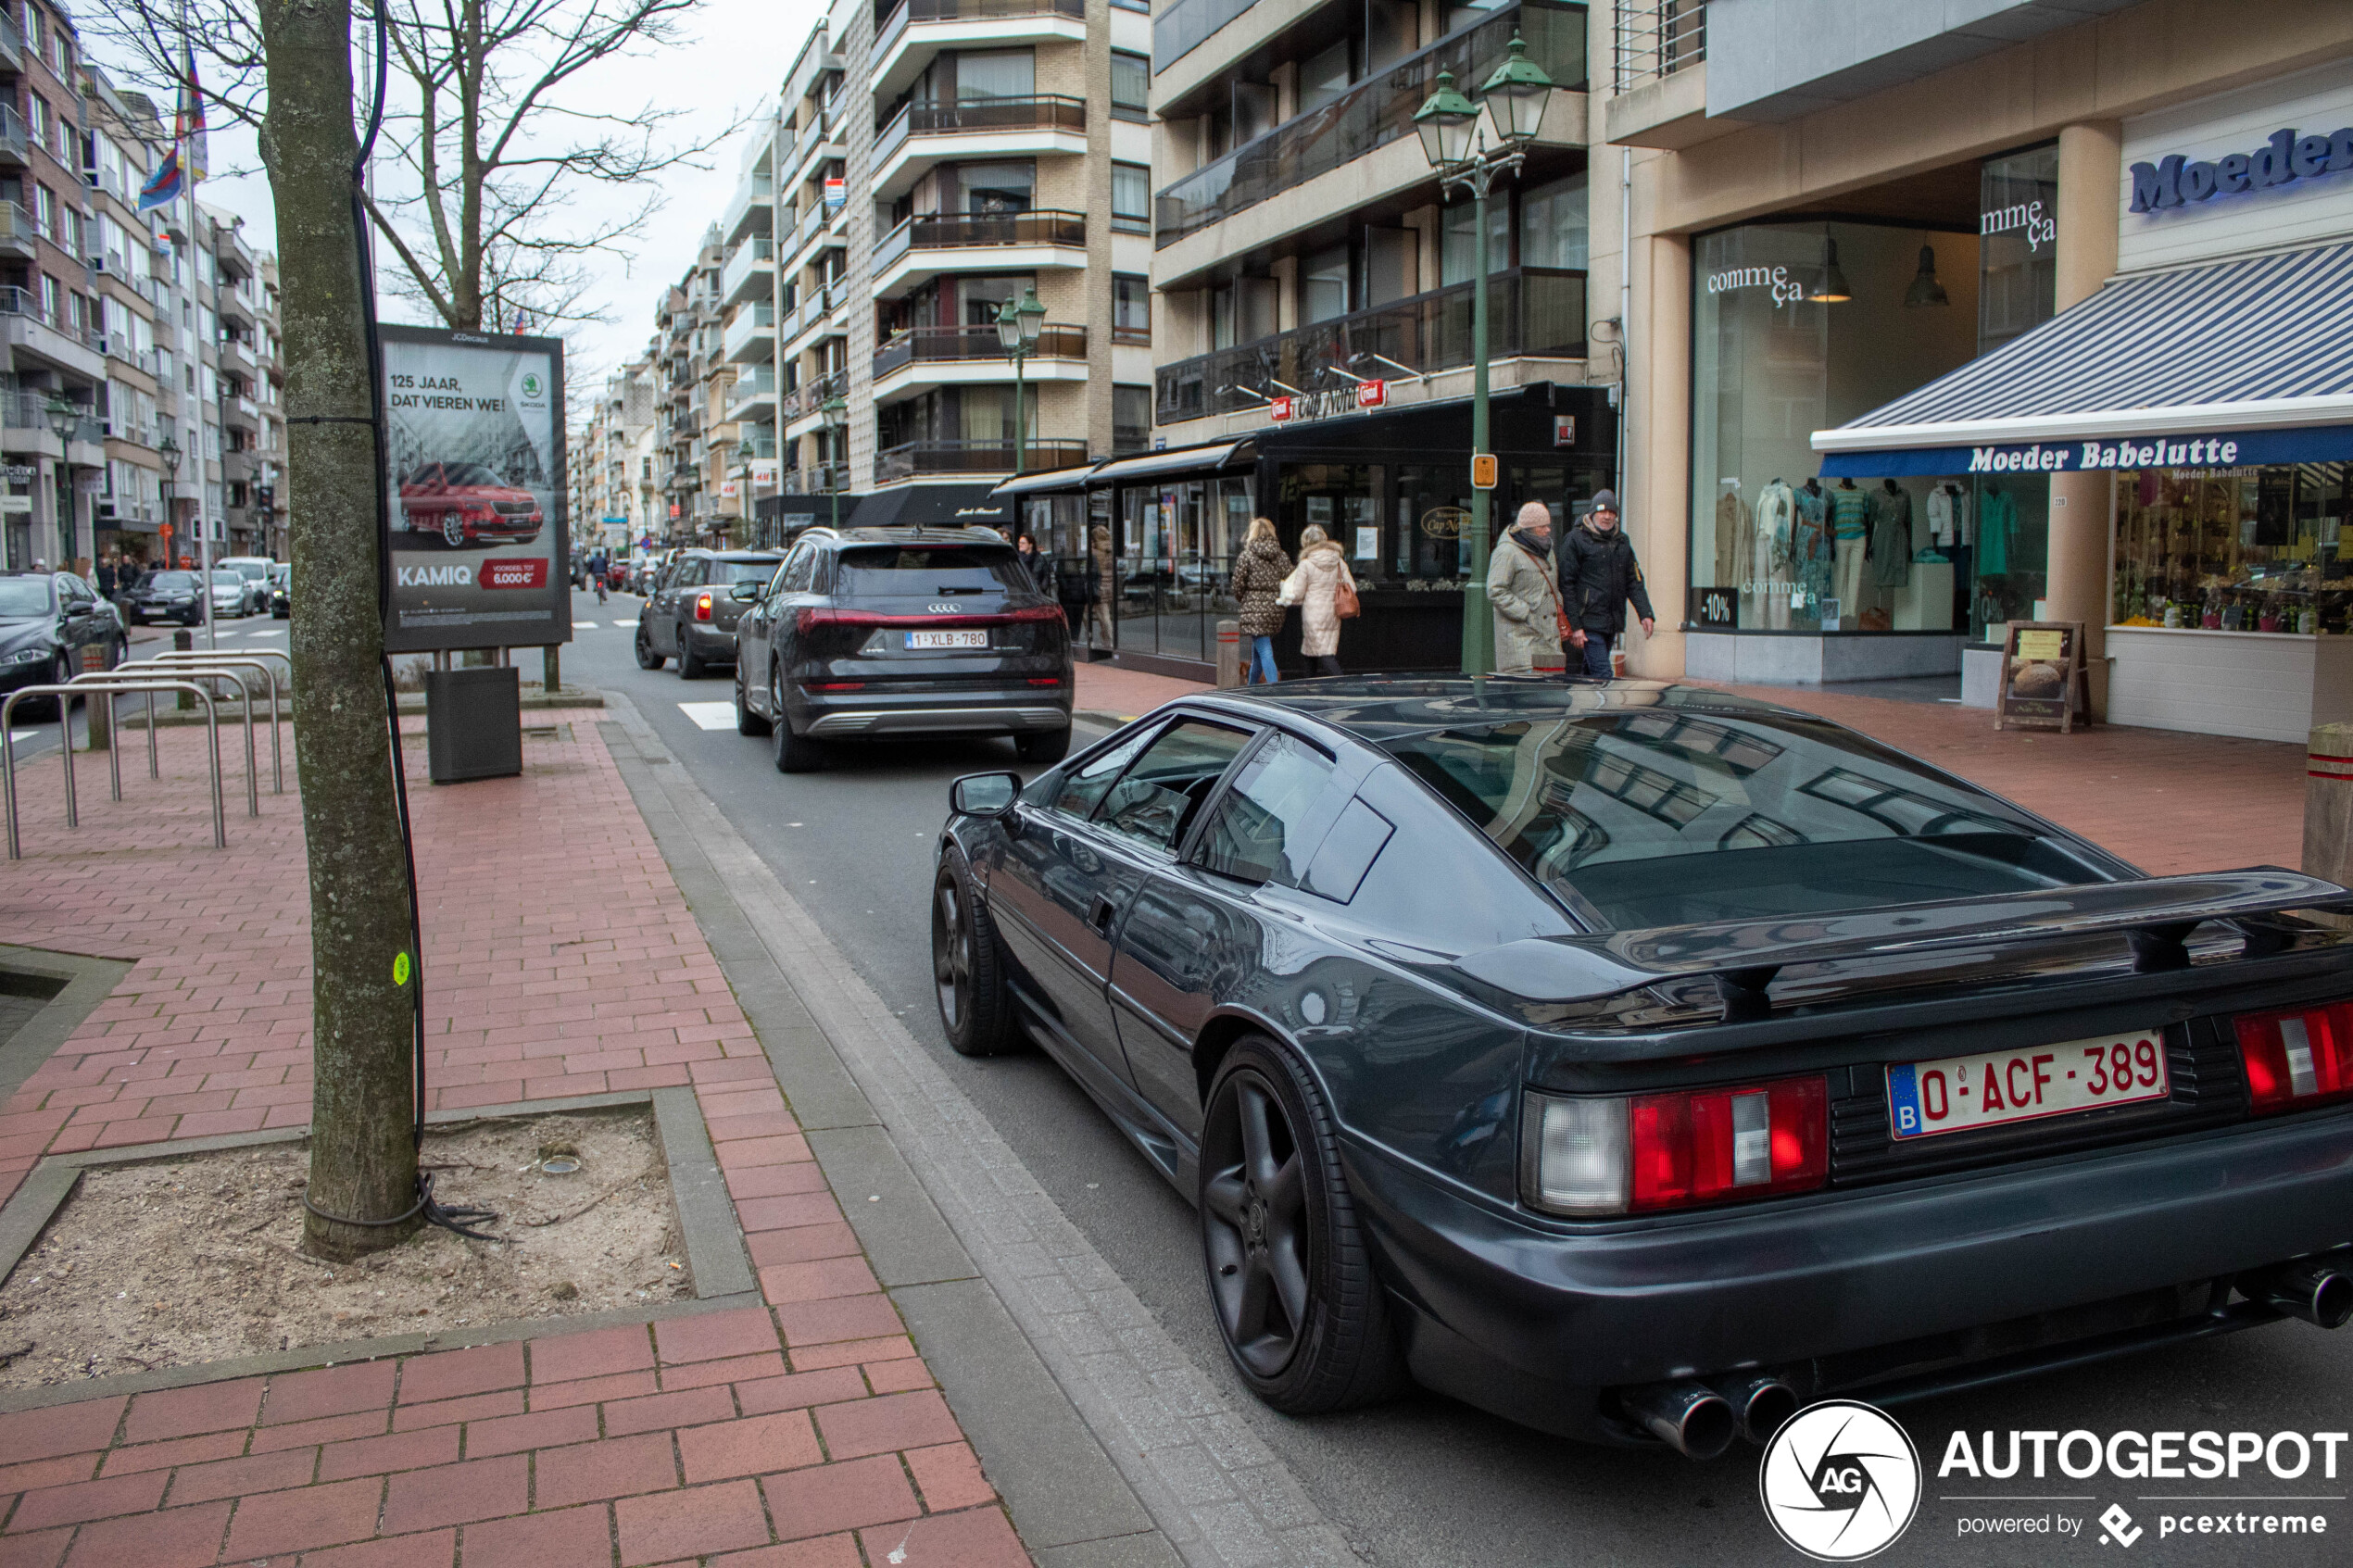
[1154,268,1587,422]
[723,302,775,363]
[0,287,104,379]
[1603,0,1721,149]
[875,438,1089,484]
[0,10,22,70]
[224,395,262,430]
[872,322,1088,398]
[782,370,849,439]
[875,94,1087,201]
[0,200,31,262]
[785,464,851,496]
[722,235,774,306]
[0,391,103,451]
[216,282,257,328]
[0,105,27,169]
[218,336,257,378]
[871,208,1087,300]
[723,169,774,245]
[725,365,777,420]
[871,0,1088,108]
[1153,3,1586,258]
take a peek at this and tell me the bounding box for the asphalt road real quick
[566,589,2353,1568]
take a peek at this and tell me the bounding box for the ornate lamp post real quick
[821,395,849,529]
[996,283,1046,475]
[1415,35,1556,676]
[44,395,75,570]
[157,433,182,574]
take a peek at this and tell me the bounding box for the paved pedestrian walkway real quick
[1073,664,2305,877]
[0,715,1028,1566]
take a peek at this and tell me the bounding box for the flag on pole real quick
[136,144,184,212]
[178,37,208,185]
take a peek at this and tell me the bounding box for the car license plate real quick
[1886,1030,2169,1140]
[905,630,987,650]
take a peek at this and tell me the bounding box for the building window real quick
[1113,274,1149,344]
[1520,171,1590,271]
[1301,244,1349,324]
[1112,52,1150,122]
[1114,385,1151,453]
[1112,163,1150,234]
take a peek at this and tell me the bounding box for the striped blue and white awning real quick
[1812,242,2353,476]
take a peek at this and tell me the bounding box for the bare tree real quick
[88,0,739,332]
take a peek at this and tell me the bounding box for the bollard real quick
[2305,722,2353,926]
[78,646,108,751]
[172,629,194,709]
[1215,619,1240,688]
[543,645,560,695]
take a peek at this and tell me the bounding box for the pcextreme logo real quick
[1759,1401,1922,1562]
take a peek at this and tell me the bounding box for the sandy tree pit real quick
[0,1110,689,1387]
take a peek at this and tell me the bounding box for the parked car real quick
[269,563,292,619]
[0,571,126,711]
[396,462,544,547]
[931,678,2353,1459]
[734,526,1072,771]
[126,570,206,626]
[217,556,275,615]
[634,548,784,679]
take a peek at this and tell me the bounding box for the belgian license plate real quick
[1886,1031,2170,1140]
[906,630,987,650]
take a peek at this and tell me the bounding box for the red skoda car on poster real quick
[398,462,545,547]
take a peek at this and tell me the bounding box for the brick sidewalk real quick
[0,716,1028,1566]
[1074,665,2304,877]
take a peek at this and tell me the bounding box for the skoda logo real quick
[1757,1401,1919,1562]
[927,603,959,613]
[521,371,545,398]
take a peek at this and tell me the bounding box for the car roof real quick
[1183,676,1821,746]
[803,526,1013,549]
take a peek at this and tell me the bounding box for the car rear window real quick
[836,546,1026,597]
[1381,709,2109,930]
[713,559,781,584]
[144,572,198,591]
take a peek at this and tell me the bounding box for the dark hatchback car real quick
[635,549,784,679]
[0,572,125,707]
[931,679,2353,1458]
[733,527,1072,772]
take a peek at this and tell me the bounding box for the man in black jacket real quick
[1557,490,1655,679]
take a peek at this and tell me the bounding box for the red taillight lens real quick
[2234,1002,2353,1114]
[1628,1076,1826,1212]
[1027,675,1065,686]
[695,591,714,621]
[804,681,866,693]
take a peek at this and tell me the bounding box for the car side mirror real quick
[731,580,761,602]
[950,771,1022,819]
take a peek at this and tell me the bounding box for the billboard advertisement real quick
[378,324,570,653]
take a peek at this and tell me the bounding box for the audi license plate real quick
[905,630,987,650]
[1886,1030,2169,1139]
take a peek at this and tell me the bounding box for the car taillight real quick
[2234,1001,2353,1114]
[805,681,865,693]
[695,591,713,621]
[1521,1076,1827,1217]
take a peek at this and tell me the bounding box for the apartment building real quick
[573,355,659,558]
[1056,0,1608,676]
[1590,0,2353,745]
[205,207,280,558]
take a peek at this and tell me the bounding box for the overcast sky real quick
[101,0,824,396]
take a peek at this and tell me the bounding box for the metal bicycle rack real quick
[2,682,225,858]
[74,666,261,820]
[130,651,289,795]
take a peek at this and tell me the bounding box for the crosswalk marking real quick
[678,702,737,732]
[574,621,597,628]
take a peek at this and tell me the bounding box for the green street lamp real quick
[821,394,849,529]
[1415,35,1555,676]
[996,283,1046,474]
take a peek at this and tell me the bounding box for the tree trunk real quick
[264,0,422,1261]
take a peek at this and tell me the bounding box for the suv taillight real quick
[1522,1076,1828,1216]
[2234,1002,2353,1114]
[695,591,713,621]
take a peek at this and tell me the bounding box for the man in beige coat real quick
[1488,501,1567,672]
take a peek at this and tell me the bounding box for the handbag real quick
[1334,567,1361,621]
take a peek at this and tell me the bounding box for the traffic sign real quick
[1471,454,1497,489]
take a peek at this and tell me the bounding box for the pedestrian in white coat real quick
[1277,525,1354,676]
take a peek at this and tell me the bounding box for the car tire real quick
[634,621,664,671]
[1015,726,1072,764]
[676,627,705,680]
[770,667,822,772]
[1200,1035,1407,1416]
[931,849,1016,1057]
[108,638,126,670]
[441,515,466,548]
[48,651,73,717]
[734,664,771,736]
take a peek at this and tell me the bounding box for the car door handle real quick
[1088,894,1117,935]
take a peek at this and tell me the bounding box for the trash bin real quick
[424,665,522,784]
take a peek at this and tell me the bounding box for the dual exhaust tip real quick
[2246,1257,2353,1330]
[1620,1372,1799,1461]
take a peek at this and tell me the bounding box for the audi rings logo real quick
[927,603,959,613]
[1759,1401,1921,1562]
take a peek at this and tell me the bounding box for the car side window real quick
[674,558,707,589]
[1193,732,1338,888]
[780,545,816,594]
[1047,724,1158,820]
[1096,721,1253,854]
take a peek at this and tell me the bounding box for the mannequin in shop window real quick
[1831,477,1869,621]
[1977,480,2016,631]
[1794,477,1831,617]
[1716,480,1747,593]
[1869,479,1912,607]
[1755,478,1794,628]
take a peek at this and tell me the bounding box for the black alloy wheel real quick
[1200,1035,1405,1413]
[931,851,1013,1056]
[734,660,771,736]
[770,664,822,773]
[676,624,705,680]
[634,619,664,671]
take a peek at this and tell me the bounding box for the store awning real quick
[1085,441,1254,486]
[1813,241,2353,476]
[849,482,1009,531]
[990,463,1100,498]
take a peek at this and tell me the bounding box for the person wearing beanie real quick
[1556,490,1655,679]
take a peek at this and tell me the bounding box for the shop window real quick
[1112,163,1151,233]
[2112,464,2347,634]
[1112,52,1150,122]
